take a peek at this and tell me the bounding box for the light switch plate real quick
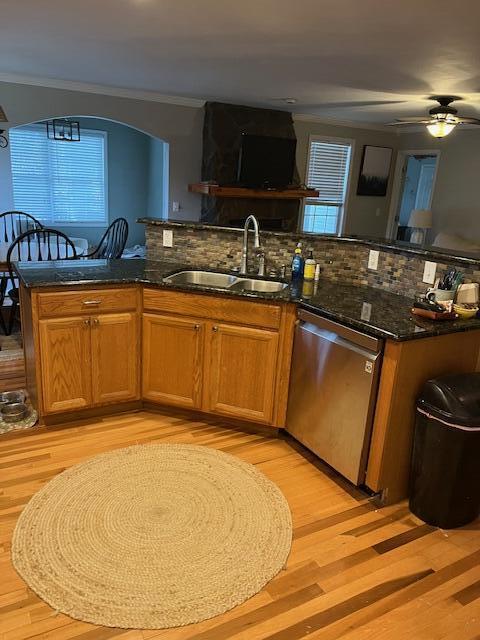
[368,250,379,270]
[172,201,180,212]
[163,229,173,248]
[423,261,437,285]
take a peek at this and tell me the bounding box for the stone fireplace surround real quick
[200,102,301,231]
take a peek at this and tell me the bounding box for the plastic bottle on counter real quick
[304,249,316,281]
[291,242,304,280]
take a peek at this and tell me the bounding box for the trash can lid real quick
[417,372,480,429]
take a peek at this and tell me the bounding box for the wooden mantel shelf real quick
[188,183,319,200]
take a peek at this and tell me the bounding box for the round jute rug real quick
[12,443,292,629]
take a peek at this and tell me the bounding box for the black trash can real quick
[409,372,480,529]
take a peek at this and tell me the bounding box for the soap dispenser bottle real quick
[291,242,304,280]
[304,248,316,281]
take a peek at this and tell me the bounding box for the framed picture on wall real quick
[357,145,393,197]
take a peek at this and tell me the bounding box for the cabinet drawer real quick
[37,287,138,318]
[143,287,281,329]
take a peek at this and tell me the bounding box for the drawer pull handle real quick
[212,326,218,332]
[82,300,102,306]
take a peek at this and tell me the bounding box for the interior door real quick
[142,313,204,409]
[39,316,92,413]
[415,164,436,209]
[91,312,140,404]
[206,322,278,424]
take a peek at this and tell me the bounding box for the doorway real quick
[388,151,440,242]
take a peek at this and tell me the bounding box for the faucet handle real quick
[256,249,266,277]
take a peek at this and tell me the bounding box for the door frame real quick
[386,149,441,239]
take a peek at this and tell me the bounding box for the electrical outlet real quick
[162,229,173,248]
[368,250,379,270]
[361,302,372,321]
[423,261,437,285]
[172,201,180,213]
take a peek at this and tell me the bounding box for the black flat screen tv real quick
[236,134,296,189]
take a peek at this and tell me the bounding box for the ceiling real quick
[1,0,480,124]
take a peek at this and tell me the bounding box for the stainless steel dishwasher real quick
[286,309,383,485]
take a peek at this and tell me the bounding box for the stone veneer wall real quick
[145,223,480,299]
[201,102,300,230]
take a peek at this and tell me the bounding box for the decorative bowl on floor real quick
[1,402,29,423]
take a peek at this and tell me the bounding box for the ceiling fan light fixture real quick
[426,114,457,138]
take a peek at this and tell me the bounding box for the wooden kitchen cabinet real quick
[22,284,295,426]
[143,313,205,409]
[38,316,92,414]
[29,286,141,416]
[206,322,279,424]
[142,288,295,426]
[91,312,139,405]
[39,312,140,413]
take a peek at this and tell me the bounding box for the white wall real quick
[0,80,203,222]
[1,116,165,246]
[147,138,168,219]
[399,128,480,243]
[294,118,400,237]
[0,80,409,238]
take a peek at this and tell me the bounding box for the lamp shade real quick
[408,209,432,229]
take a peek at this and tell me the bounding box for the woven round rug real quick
[12,443,292,629]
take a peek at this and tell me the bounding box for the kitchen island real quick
[14,258,480,503]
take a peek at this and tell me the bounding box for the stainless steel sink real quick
[164,269,288,294]
[163,270,238,288]
[230,279,288,293]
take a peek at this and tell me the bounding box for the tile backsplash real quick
[144,222,480,299]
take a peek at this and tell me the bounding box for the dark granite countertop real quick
[14,258,480,342]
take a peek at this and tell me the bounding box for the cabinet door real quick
[207,323,279,424]
[39,316,92,414]
[91,312,140,405]
[142,313,204,409]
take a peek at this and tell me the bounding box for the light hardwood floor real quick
[0,409,479,640]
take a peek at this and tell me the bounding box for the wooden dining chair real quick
[85,218,129,259]
[5,228,78,335]
[0,211,43,334]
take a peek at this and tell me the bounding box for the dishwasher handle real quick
[297,309,383,353]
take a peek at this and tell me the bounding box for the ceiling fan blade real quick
[392,117,432,123]
[386,119,431,126]
[306,99,408,109]
[457,117,480,125]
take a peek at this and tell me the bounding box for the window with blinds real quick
[303,137,353,234]
[9,124,108,226]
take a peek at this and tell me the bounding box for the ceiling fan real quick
[387,96,480,138]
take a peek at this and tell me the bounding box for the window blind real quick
[9,125,107,225]
[306,139,352,205]
[303,138,352,234]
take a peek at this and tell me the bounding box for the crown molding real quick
[0,72,206,108]
[292,111,394,133]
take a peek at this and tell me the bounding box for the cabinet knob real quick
[212,326,218,332]
[194,324,200,330]
[83,319,90,326]
[93,318,99,326]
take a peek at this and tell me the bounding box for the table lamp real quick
[408,209,432,245]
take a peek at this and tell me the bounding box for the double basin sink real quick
[163,270,288,294]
